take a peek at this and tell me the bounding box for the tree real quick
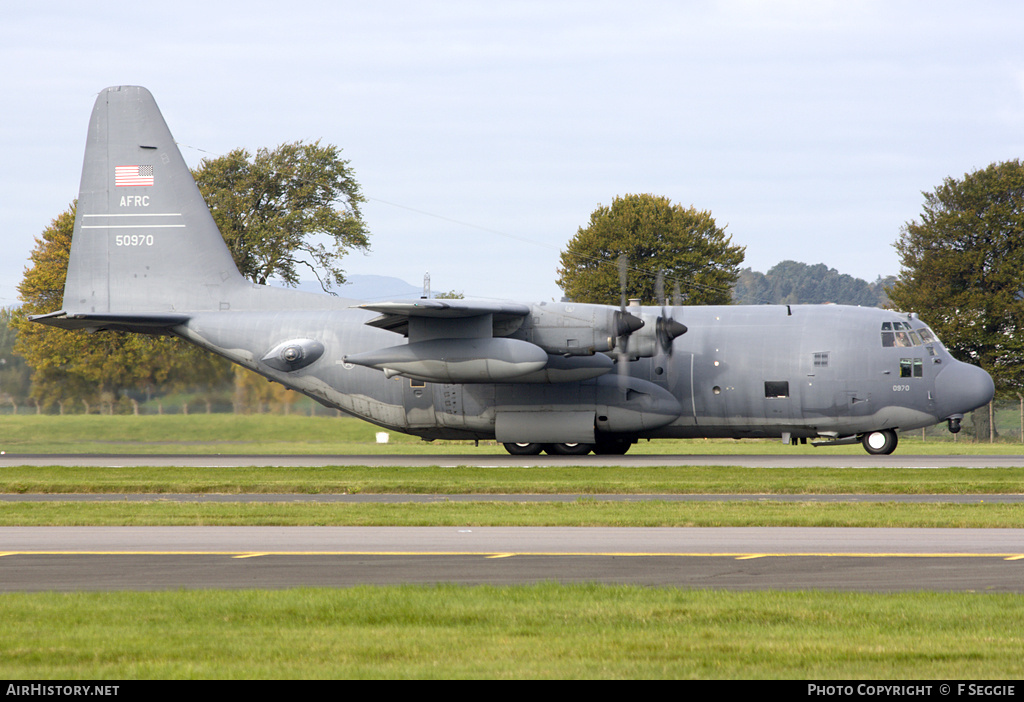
[0,308,31,411]
[12,205,231,412]
[193,140,370,291]
[557,194,745,305]
[888,159,1024,396]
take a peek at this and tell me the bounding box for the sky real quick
[3,1,1023,307]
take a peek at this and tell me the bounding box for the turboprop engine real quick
[517,301,643,356]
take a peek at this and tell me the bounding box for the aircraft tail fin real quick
[60,86,246,317]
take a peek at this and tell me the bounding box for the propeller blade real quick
[618,253,628,311]
[655,272,685,356]
[616,253,633,388]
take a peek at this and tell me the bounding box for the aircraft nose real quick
[935,361,995,418]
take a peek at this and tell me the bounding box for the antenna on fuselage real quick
[422,272,431,300]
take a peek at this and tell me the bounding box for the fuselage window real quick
[765,381,790,398]
[900,358,923,378]
[813,352,830,368]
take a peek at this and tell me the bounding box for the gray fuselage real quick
[176,294,993,444]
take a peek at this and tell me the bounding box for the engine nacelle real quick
[513,302,643,356]
[617,311,688,359]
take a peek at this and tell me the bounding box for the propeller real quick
[654,270,687,356]
[614,254,643,385]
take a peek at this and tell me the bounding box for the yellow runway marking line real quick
[2,551,1024,559]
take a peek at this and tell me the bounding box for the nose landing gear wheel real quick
[861,429,898,455]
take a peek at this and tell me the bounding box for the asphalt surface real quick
[3,526,1023,592]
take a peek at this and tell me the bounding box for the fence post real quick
[990,401,994,443]
[1018,393,1023,443]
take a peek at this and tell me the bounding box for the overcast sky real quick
[3,1,1023,307]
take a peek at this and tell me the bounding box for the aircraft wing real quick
[357,299,531,337]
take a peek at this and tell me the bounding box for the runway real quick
[3,526,1024,592]
[3,453,1023,592]
[4,525,1024,591]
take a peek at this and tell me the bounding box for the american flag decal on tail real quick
[115,165,154,187]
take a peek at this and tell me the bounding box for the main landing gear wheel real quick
[544,442,595,456]
[861,429,898,455]
[594,439,632,455]
[503,442,544,456]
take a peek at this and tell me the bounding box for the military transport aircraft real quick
[32,86,995,456]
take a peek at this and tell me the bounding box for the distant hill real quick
[733,261,895,307]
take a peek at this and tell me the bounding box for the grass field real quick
[2,414,1023,679]
[2,587,1022,679]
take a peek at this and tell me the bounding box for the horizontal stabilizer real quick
[29,311,189,334]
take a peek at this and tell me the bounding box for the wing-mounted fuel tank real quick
[344,337,548,383]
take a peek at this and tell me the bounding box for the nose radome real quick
[935,361,995,418]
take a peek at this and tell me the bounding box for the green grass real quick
[2,413,1023,454]
[1,586,1021,679]
[3,499,1024,527]
[5,462,1024,528]
[4,464,1024,495]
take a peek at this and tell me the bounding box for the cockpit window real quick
[881,321,942,349]
[882,330,914,347]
